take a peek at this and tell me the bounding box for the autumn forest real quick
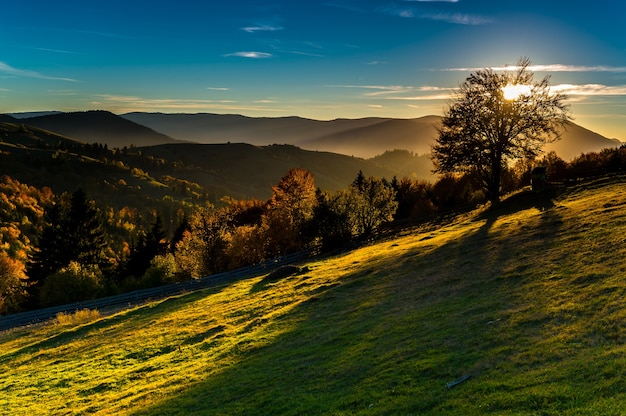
[2,116,626,315]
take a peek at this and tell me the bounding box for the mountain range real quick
[7,110,622,162]
[2,109,623,222]
[18,110,620,161]
[12,110,181,148]
[120,112,623,161]
[0,119,427,205]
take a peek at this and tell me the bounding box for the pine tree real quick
[28,188,109,288]
[122,212,168,279]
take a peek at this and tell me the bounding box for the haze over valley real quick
[8,109,622,161]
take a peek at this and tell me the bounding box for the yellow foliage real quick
[56,308,101,326]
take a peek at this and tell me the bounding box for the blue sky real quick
[1,0,625,139]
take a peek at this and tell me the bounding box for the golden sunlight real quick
[503,83,531,100]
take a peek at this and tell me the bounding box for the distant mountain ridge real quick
[20,110,180,148]
[2,110,621,162]
[122,112,621,161]
[7,111,64,119]
[0,114,17,123]
[0,121,424,203]
[121,112,395,149]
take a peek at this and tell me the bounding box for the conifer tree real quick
[122,212,168,279]
[28,188,109,288]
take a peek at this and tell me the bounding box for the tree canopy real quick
[28,188,109,288]
[432,57,570,202]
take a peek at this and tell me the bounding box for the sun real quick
[503,83,531,100]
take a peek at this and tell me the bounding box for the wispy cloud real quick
[327,84,457,101]
[325,2,367,13]
[331,82,626,103]
[443,64,626,72]
[379,6,490,25]
[224,51,273,58]
[207,87,229,91]
[34,47,79,55]
[92,94,284,113]
[551,84,626,96]
[531,65,626,73]
[47,89,78,96]
[422,13,492,25]
[0,61,78,82]
[384,93,454,101]
[379,6,415,18]
[242,25,284,33]
[326,84,412,93]
[281,50,325,57]
[262,39,326,58]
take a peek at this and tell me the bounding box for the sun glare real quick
[503,84,531,100]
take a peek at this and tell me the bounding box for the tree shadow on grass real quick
[126,189,571,415]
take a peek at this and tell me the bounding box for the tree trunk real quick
[489,160,502,204]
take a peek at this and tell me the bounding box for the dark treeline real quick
[1,145,625,314]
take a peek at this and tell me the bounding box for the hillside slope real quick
[138,143,413,199]
[0,123,425,207]
[0,121,201,212]
[544,121,623,160]
[2,177,625,415]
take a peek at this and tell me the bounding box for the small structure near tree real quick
[531,166,547,192]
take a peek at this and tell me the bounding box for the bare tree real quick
[432,57,570,203]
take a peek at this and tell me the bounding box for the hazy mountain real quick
[137,143,411,199]
[0,121,421,205]
[0,114,18,123]
[7,111,64,119]
[22,110,181,148]
[544,121,623,161]
[121,112,390,148]
[121,112,621,161]
[0,121,84,149]
[297,116,440,157]
[121,112,439,157]
[7,110,621,182]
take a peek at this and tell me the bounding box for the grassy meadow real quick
[1,177,626,415]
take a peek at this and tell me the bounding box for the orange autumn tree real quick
[263,168,317,256]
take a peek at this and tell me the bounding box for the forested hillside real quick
[3,174,626,415]
[0,120,413,313]
[2,116,625,317]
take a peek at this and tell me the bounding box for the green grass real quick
[2,177,626,415]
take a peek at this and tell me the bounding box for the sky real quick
[1,0,625,140]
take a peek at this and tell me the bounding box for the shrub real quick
[39,262,105,307]
[56,308,101,326]
[142,253,180,286]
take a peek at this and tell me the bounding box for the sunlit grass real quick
[1,177,626,415]
[55,308,102,326]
